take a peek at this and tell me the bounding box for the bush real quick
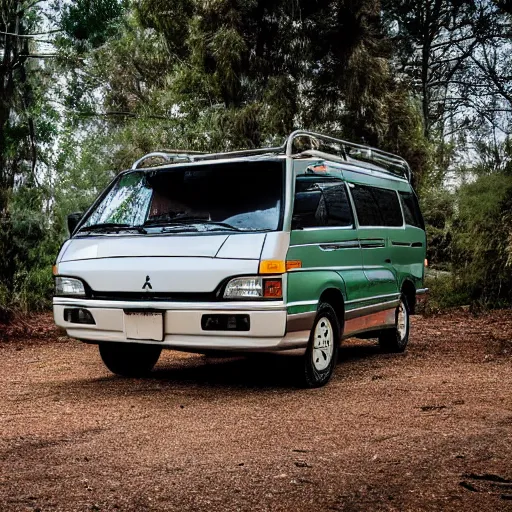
[451,172,512,306]
[422,271,470,315]
[420,188,455,269]
[14,266,55,313]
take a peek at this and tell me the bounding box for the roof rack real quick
[131,150,206,169]
[285,130,412,182]
[131,147,283,170]
[130,131,412,182]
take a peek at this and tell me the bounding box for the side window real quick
[293,177,353,229]
[399,191,425,229]
[350,185,382,226]
[371,188,404,227]
[351,184,403,227]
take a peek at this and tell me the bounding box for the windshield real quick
[79,160,284,233]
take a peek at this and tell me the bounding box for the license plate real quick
[124,311,164,342]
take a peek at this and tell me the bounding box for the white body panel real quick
[59,233,269,262]
[59,257,258,293]
[59,234,229,261]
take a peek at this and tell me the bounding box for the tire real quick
[99,342,162,377]
[299,302,340,388]
[378,294,410,353]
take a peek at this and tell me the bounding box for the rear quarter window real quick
[399,191,425,229]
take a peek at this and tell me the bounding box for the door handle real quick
[385,258,392,264]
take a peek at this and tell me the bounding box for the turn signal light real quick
[424,258,429,267]
[52,265,58,276]
[286,260,302,271]
[259,260,286,274]
[263,279,282,298]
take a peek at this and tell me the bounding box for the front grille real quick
[90,291,219,302]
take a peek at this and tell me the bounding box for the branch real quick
[468,48,512,104]
[77,111,172,121]
[428,79,490,87]
[19,54,59,58]
[429,35,477,50]
[20,0,46,11]
[0,29,63,37]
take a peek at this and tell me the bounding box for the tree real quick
[55,0,430,179]
[0,0,52,297]
[0,0,40,209]
[383,0,512,145]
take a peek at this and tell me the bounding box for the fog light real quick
[201,314,250,331]
[63,308,95,325]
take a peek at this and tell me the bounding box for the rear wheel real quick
[299,303,340,388]
[99,342,162,377]
[378,295,410,353]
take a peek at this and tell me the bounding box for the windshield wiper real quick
[160,221,243,232]
[144,214,209,227]
[145,217,243,232]
[77,223,147,234]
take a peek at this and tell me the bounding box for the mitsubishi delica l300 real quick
[53,131,427,387]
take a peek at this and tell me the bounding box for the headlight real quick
[55,277,86,297]
[224,277,282,299]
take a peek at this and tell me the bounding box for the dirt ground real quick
[1,310,511,512]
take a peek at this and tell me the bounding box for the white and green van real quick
[53,131,427,387]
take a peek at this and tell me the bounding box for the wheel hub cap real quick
[313,317,334,371]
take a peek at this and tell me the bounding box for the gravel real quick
[1,310,511,511]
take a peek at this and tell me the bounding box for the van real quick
[53,131,427,387]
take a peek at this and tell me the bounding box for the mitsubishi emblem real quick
[142,275,153,290]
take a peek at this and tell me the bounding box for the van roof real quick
[130,130,412,183]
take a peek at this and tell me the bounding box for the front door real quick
[286,163,369,307]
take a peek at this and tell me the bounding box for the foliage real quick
[0,1,511,316]
[422,139,512,309]
[420,188,455,268]
[59,0,126,51]
[451,171,512,305]
[423,271,470,314]
[62,0,433,167]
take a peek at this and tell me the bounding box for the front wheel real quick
[99,342,162,377]
[378,295,410,353]
[299,303,340,388]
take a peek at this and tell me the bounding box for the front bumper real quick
[53,298,312,353]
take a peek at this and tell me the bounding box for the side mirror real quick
[67,212,83,235]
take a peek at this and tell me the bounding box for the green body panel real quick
[286,228,370,312]
[391,226,426,289]
[283,158,426,317]
[286,270,347,315]
[357,226,400,297]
